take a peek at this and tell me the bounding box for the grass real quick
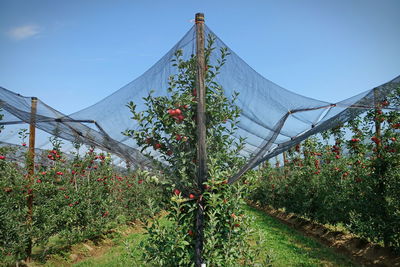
[72,228,145,267]
[244,205,357,267]
[28,223,148,267]
[27,206,359,267]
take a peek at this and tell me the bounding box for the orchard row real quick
[0,140,164,264]
[249,98,400,252]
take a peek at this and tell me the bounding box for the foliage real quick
[124,35,243,191]
[250,85,400,252]
[0,137,164,264]
[0,146,28,262]
[125,34,266,266]
[141,175,264,267]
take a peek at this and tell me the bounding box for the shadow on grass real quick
[30,230,122,265]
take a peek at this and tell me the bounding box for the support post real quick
[195,12,207,267]
[26,97,37,261]
[373,88,382,151]
[275,156,280,168]
[282,151,288,178]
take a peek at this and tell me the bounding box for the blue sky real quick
[0,0,399,114]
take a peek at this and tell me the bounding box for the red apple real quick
[371,136,380,144]
[154,143,162,150]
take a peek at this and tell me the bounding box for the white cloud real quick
[8,24,40,40]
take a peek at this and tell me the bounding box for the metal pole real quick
[26,97,37,261]
[195,12,207,267]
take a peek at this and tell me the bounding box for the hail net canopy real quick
[1,25,399,181]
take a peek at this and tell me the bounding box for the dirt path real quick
[249,203,400,267]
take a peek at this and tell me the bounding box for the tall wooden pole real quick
[282,151,288,179]
[195,12,207,267]
[373,88,382,151]
[26,97,37,261]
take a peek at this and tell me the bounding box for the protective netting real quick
[0,87,152,168]
[1,24,399,182]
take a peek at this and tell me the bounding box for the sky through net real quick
[1,24,399,181]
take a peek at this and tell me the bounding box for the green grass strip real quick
[31,206,358,266]
[244,205,358,267]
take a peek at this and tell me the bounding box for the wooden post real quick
[373,88,382,151]
[26,97,37,261]
[275,156,280,168]
[282,151,287,178]
[195,12,207,267]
